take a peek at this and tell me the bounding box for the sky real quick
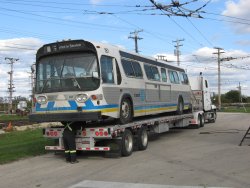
[0,0,250,100]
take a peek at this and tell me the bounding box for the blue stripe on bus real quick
[134,103,177,110]
[35,99,118,112]
[35,100,190,112]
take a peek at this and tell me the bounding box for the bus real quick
[29,39,192,124]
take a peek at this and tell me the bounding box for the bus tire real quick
[119,97,133,124]
[176,97,184,115]
[121,129,134,156]
[137,126,148,151]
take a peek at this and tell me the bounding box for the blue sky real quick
[0,0,250,98]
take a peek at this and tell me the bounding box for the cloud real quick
[222,0,250,34]
[0,38,43,98]
[153,47,250,96]
[90,0,104,5]
[235,40,250,46]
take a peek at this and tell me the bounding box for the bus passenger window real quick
[122,60,135,77]
[101,56,114,84]
[161,68,167,82]
[122,60,143,79]
[144,64,160,81]
[169,71,175,83]
[144,64,154,80]
[169,70,180,84]
[151,66,160,81]
[133,62,143,78]
[180,73,189,85]
[173,71,180,84]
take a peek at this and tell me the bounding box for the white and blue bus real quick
[29,39,191,124]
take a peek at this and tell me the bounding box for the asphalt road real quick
[0,113,250,188]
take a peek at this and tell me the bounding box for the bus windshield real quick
[35,53,100,93]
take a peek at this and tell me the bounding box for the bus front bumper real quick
[29,111,101,122]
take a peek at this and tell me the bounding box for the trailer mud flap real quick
[104,139,122,158]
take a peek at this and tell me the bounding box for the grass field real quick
[221,106,250,113]
[0,114,28,121]
[0,129,54,164]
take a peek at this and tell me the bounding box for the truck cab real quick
[189,74,217,122]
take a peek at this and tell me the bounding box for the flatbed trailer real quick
[43,111,204,157]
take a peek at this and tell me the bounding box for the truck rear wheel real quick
[211,111,217,123]
[121,129,134,156]
[137,126,148,151]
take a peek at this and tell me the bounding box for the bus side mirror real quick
[92,71,99,79]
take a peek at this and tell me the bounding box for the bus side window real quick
[168,71,175,83]
[173,71,180,84]
[151,66,160,81]
[144,64,154,80]
[161,68,167,82]
[101,56,114,84]
[180,73,189,85]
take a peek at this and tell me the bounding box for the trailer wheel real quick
[137,126,148,151]
[198,114,205,128]
[119,98,133,124]
[121,129,134,156]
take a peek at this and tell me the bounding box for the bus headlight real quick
[37,96,47,104]
[75,94,88,103]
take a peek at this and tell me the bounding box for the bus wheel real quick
[176,97,184,115]
[119,98,133,124]
[137,126,148,151]
[121,129,134,156]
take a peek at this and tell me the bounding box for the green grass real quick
[0,114,28,121]
[0,129,54,164]
[220,106,250,113]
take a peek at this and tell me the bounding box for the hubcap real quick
[141,130,148,146]
[125,134,133,152]
[121,101,130,118]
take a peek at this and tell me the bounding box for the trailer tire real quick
[137,126,148,151]
[119,98,133,124]
[121,129,134,157]
[198,114,205,128]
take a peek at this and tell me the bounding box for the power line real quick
[0,7,133,31]
[0,0,150,8]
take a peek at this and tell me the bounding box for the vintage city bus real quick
[29,39,191,124]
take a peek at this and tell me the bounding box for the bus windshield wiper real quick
[40,76,57,93]
[68,76,81,89]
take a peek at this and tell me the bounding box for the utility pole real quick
[128,29,143,53]
[173,39,184,66]
[237,82,242,103]
[27,64,35,100]
[213,47,224,111]
[5,57,19,114]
